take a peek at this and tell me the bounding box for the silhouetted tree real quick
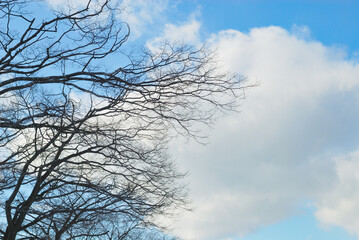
[0,0,245,239]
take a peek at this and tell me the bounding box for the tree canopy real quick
[0,0,245,239]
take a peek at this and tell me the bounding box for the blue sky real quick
[45,1,359,239]
[183,0,359,52]
[173,0,359,53]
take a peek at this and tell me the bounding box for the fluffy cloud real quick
[315,151,359,236]
[168,26,359,239]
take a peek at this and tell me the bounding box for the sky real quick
[47,0,359,239]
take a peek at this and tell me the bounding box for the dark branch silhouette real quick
[0,0,246,239]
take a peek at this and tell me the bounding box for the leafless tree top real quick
[0,0,246,239]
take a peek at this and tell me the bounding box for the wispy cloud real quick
[146,15,202,53]
[45,0,89,9]
[119,0,169,39]
[45,0,170,39]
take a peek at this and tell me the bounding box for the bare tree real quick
[0,0,245,239]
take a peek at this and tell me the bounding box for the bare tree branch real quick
[0,0,247,239]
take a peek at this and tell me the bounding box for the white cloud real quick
[119,0,169,38]
[315,151,359,236]
[168,26,359,239]
[163,19,201,44]
[146,17,201,52]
